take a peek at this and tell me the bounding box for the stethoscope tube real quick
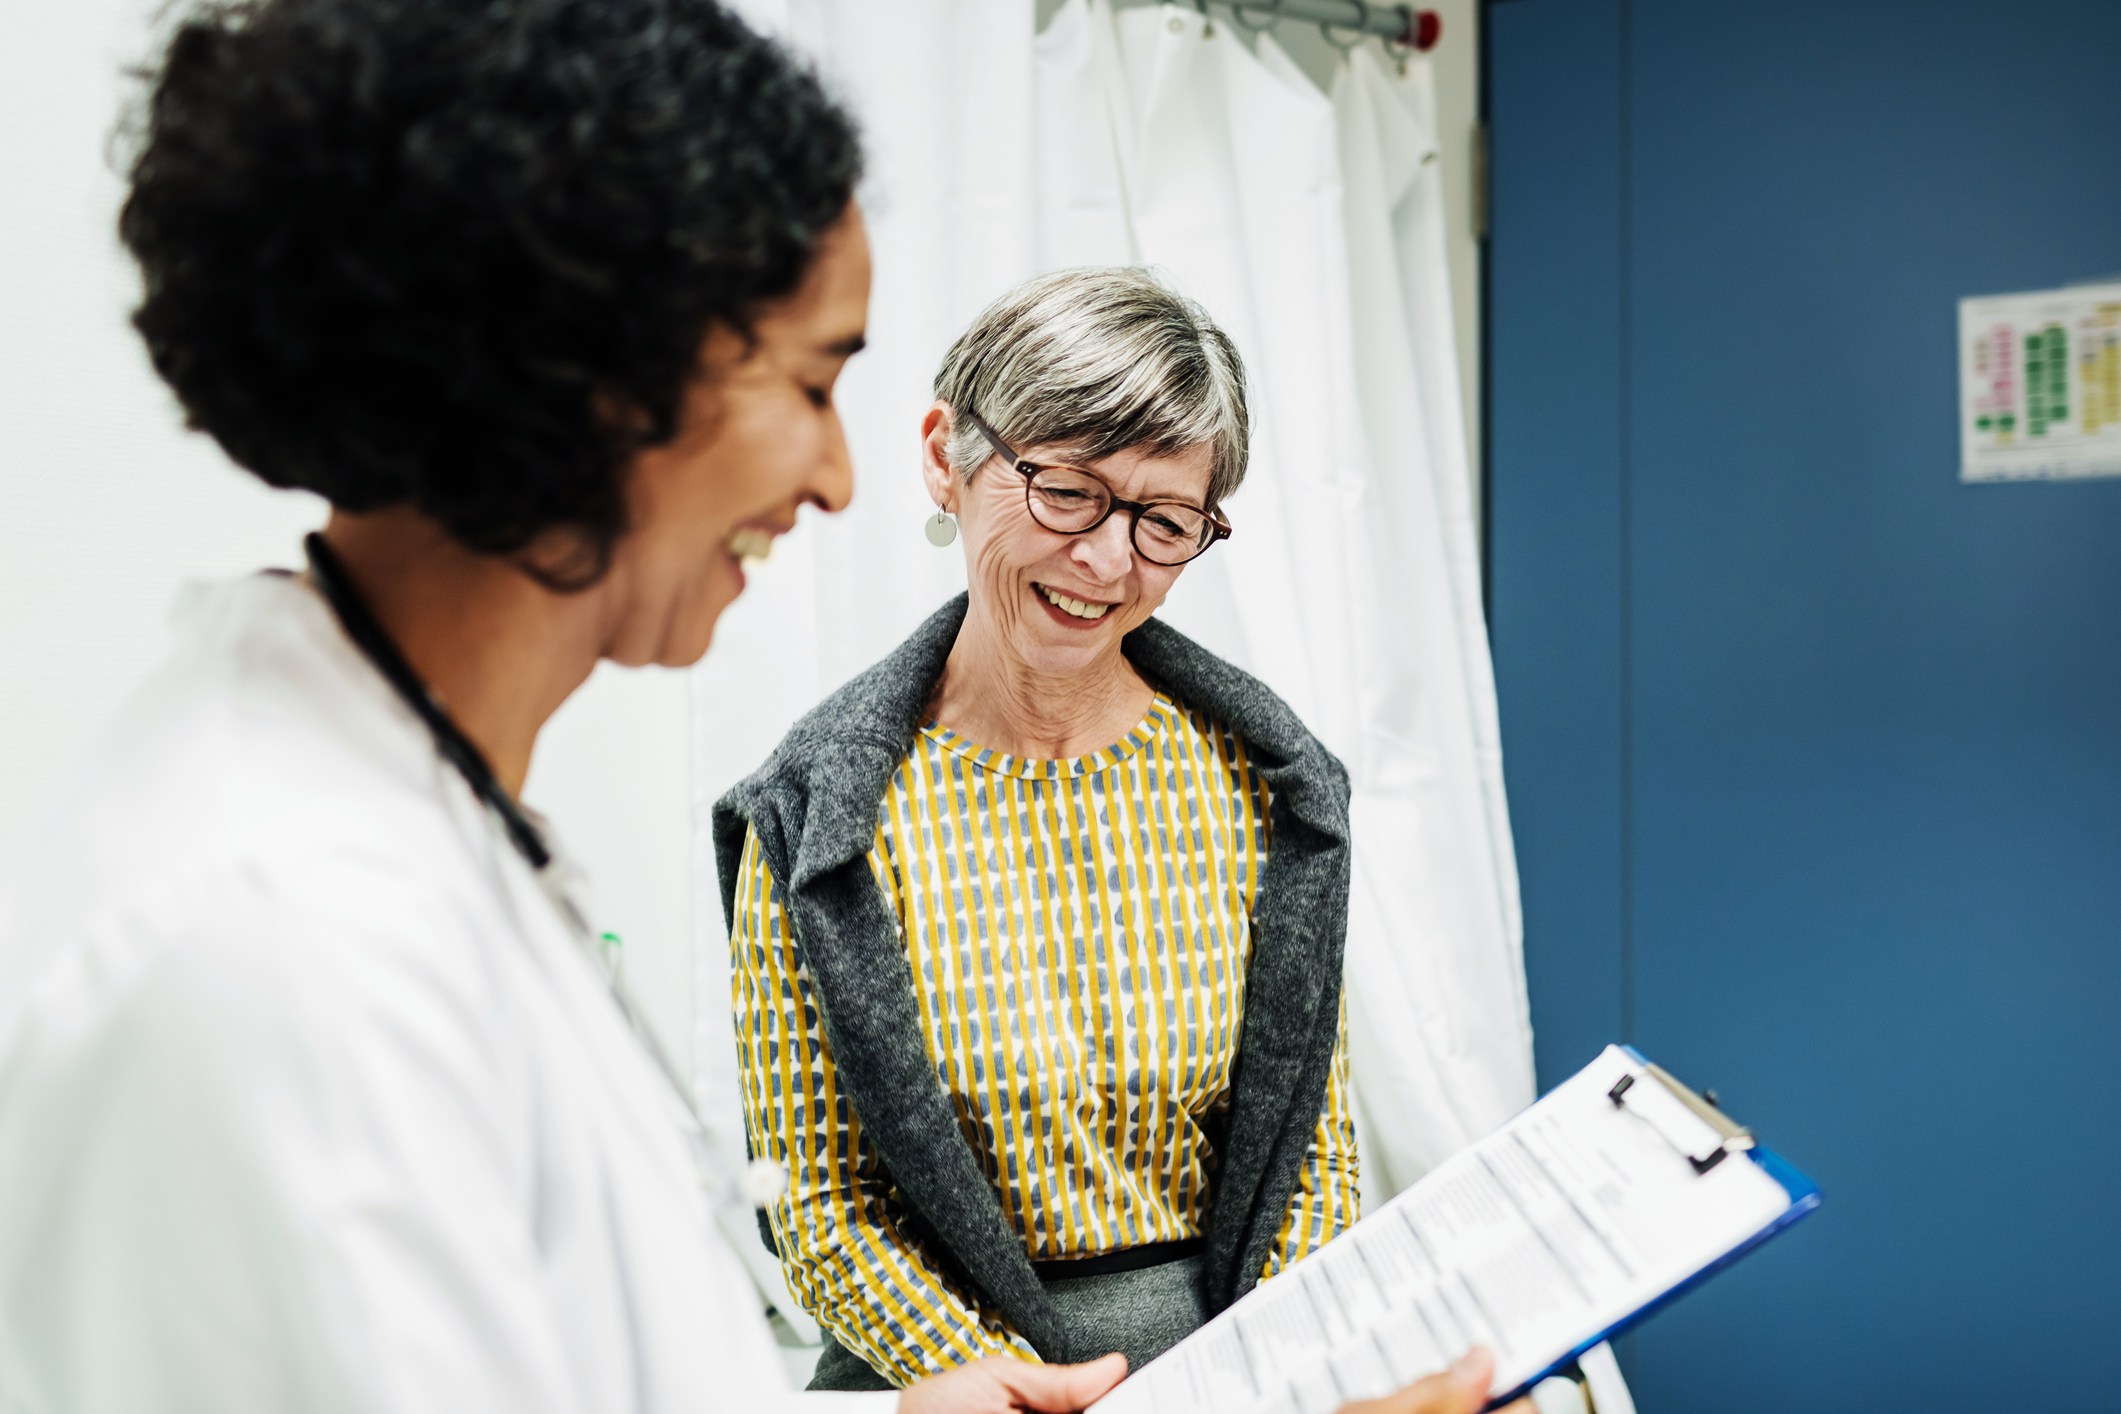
[303,533,552,870]
[299,532,782,1214]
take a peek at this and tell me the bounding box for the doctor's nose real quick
[807,413,855,516]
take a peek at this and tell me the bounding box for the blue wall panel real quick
[1489,1,2121,1407]
[1486,0,1628,1095]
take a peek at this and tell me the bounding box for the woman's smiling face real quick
[601,205,870,669]
[923,407,1213,679]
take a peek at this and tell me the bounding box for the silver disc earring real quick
[924,509,958,547]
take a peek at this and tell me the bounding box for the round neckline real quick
[920,693,1175,781]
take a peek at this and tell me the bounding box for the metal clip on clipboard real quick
[1607,1063,1756,1175]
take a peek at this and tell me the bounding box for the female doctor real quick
[0,2,1524,1412]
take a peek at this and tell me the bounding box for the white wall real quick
[0,0,324,835]
[0,0,700,1070]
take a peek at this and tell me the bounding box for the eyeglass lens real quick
[1024,466,1214,566]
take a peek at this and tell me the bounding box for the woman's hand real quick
[1340,1348,1535,1414]
[898,1353,1129,1414]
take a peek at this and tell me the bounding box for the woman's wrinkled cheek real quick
[963,503,1044,606]
[967,529,1018,591]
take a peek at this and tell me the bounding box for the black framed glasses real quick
[961,409,1232,567]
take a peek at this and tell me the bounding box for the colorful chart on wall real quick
[1960,280,2121,482]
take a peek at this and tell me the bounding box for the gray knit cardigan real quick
[712,594,1352,1364]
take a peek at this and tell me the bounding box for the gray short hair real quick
[933,267,1250,509]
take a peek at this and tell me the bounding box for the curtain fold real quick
[693,0,1543,1348]
[1326,45,1536,1189]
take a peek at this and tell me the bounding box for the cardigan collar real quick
[755,594,1349,889]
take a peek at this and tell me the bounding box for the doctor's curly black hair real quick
[120,0,861,586]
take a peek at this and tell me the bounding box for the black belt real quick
[1029,1238,1203,1282]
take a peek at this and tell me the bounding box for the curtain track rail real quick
[1192,0,1442,50]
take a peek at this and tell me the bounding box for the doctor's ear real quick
[918,401,961,509]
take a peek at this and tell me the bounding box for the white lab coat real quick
[0,574,892,1414]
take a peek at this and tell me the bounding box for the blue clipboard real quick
[1483,1047,1823,1410]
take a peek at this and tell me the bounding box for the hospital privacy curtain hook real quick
[1320,0,1371,54]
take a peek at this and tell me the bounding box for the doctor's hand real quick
[1339,1348,1534,1414]
[899,1352,1129,1414]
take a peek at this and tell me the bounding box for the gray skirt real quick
[808,1254,1210,1392]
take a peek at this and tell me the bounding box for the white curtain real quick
[691,0,1568,1384]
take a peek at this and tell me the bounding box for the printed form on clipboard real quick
[1092,1045,1821,1414]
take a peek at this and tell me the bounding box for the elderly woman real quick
[717,268,1360,1391]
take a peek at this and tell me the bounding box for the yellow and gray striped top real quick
[730,690,1360,1386]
